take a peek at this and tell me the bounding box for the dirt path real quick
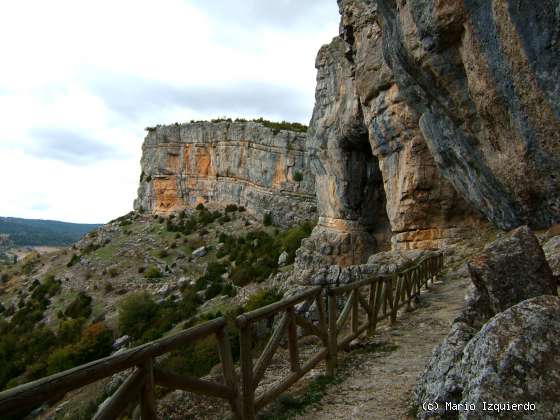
[294,263,471,420]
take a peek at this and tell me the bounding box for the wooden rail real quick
[0,317,242,419]
[236,252,444,418]
[0,253,443,419]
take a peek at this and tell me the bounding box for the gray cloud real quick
[28,127,122,164]
[88,74,312,124]
[189,0,338,29]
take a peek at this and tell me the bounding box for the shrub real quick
[196,203,205,211]
[238,206,246,212]
[225,204,238,213]
[263,213,273,226]
[118,292,159,339]
[145,266,162,279]
[57,318,85,345]
[46,346,77,374]
[244,288,284,312]
[204,283,223,300]
[293,171,303,182]
[76,322,113,362]
[108,267,119,278]
[66,253,81,268]
[47,323,113,375]
[64,292,92,319]
[158,249,169,258]
[222,283,236,297]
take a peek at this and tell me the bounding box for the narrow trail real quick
[294,263,471,420]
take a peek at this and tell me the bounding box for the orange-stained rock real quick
[135,121,316,226]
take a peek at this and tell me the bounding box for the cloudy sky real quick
[0,0,339,224]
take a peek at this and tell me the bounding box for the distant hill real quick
[0,217,101,246]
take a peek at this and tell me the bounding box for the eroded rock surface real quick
[414,227,558,418]
[467,226,556,318]
[305,0,559,259]
[134,121,316,226]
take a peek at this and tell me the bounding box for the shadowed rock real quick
[414,226,558,418]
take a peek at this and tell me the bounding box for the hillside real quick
[0,217,101,247]
[0,206,315,418]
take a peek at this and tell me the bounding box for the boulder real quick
[192,246,207,258]
[278,251,289,267]
[467,226,556,317]
[414,227,558,418]
[543,235,560,277]
[112,335,130,350]
[457,296,560,419]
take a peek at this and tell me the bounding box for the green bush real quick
[244,288,284,312]
[66,253,81,267]
[293,171,303,182]
[64,292,92,319]
[263,213,273,226]
[145,266,162,279]
[57,318,85,345]
[195,203,205,211]
[118,292,159,339]
[47,322,113,375]
[225,204,238,213]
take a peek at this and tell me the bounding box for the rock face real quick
[417,296,560,420]
[543,235,560,278]
[414,227,558,418]
[467,226,556,318]
[305,0,560,258]
[134,121,316,226]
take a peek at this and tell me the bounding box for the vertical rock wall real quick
[302,0,559,263]
[134,121,317,226]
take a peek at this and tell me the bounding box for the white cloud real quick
[0,0,340,223]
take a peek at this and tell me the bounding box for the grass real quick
[350,341,399,355]
[258,375,343,419]
[257,340,399,419]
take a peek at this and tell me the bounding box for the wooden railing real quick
[0,253,443,420]
[0,317,241,419]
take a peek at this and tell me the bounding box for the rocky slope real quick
[303,0,559,262]
[134,121,316,226]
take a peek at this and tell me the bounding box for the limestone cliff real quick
[134,121,317,225]
[304,0,559,261]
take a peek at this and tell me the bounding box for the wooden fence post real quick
[216,327,242,419]
[286,307,301,373]
[141,358,157,420]
[351,289,359,335]
[390,274,398,325]
[239,323,256,420]
[327,290,337,376]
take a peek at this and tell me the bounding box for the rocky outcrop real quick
[417,296,560,420]
[414,226,558,418]
[304,0,559,259]
[543,236,560,278]
[467,226,556,320]
[134,121,316,226]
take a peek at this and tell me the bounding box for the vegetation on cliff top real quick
[146,117,308,134]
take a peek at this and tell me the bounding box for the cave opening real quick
[341,131,392,252]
